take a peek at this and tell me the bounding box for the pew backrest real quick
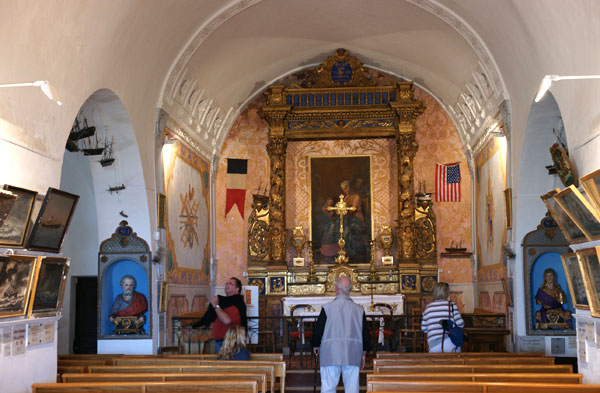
[372,357,554,368]
[376,352,547,358]
[373,364,573,374]
[61,372,268,393]
[367,380,600,393]
[33,379,258,393]
[367,372,583,384]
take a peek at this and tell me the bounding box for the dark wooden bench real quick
[372,357,555,368]
[376,352,546,358]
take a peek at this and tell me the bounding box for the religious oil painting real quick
[28,257,69,317]
[475,137,507,273]
[0,185,37,248]
[554,185,600,241]
[0,255,38,319]
[27,187,79,253]
[309,155,373,264]
[541,190,586,243]
[561,252,589,309]
[581,168,600,214]
[529,251,574,334]
[162,140,210,285]
[577,247,600,318]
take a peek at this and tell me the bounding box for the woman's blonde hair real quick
[432,282,450,300]
[217,326,247,360]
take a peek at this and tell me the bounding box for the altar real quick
[282,295,404,316]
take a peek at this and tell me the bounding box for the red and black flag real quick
[225,158,248,217]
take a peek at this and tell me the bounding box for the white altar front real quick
[281,294,404,316]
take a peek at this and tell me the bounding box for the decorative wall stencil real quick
[475,136,507,281]
[163,140,210,286]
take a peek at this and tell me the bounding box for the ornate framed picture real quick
[27,187,79,252]
[561,252,589,309]
[28,256,70,317]
[576,247,600,317]
[0,185,37,248]
[0,255,38,319]
[554,185,600,241]
[550,142,578,187]
[541,190,586,243]
[580,168,600,214]
[159,281,168,313]
[309,155,373,264]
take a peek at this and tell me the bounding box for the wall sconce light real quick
[0,80,62,105]
[535,74,600,102]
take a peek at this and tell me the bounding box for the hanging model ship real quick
[99,137,115,167]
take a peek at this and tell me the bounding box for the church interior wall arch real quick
[59,89,153,354]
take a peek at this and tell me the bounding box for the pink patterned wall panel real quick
[478,291,491,311]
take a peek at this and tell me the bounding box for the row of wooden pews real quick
[367,352,600,393]
[35,353,286,393]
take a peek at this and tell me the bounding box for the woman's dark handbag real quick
[440,302,463,348]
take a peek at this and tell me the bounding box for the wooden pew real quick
[57,365,87,375]
[376,352,546,358]
[61,372,268,393]
[110,358,286,393]
[57,359,112,367]
[58,354,125,360]
[367,380,600,392]
[373,364,573,374]
[167,353,284,361]
[33,379,258,393]
[367,372,583,384]
[372,357,555,368]
[89,364,277,393]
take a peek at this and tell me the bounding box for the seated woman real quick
[421,282,464,352]
[535,268,573,329]
[217,326,250,360]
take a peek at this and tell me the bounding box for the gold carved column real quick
[391,82,425,264]
[262,86,291,265]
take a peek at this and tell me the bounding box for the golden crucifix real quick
[327,194,356,263]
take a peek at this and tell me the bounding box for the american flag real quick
[435,162,460,202]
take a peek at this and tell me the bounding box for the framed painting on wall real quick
[0,185,37,248]
[554,185,600,241]
[27,187,79,252]
[28,256,70,317]
[577,247,600,317]
[541,190,587,243]
[560,252,589,309]
[581,168,600,215]
[0,255,38,319]
[309,155,373,264]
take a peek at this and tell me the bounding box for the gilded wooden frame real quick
[0,255,38,319]
[541,190,586,243]
[0,185,37,248]
[308,155,374,264]
[576,247,600,317]
[580,168,600,214]
[554,185,600,241]
[28,256,70,317]
[560,252,589,310]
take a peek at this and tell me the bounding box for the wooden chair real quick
[398,307,426,352]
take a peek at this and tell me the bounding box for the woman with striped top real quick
[421,282,464,352]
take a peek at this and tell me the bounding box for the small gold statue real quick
[377,225,394,256]
[291,226,306,257]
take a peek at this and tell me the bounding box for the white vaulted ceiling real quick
[1,0,600,193]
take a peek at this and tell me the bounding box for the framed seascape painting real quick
[554,185,600,241]
[0,255,38,319]
[309,155,373,264]
[28,256,70,317]
[581,168,600,214]
[561,252,589,309]
[0,185,37,248]
[27,187,79,252]
[541,190,586,243]
[577,247,600,317]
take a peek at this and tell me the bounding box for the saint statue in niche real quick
[534,268,573,329]
[110,275,148,334]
